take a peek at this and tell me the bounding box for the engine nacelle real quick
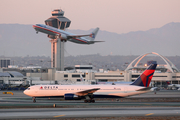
[48,35,56,39]
[60,33,67,40]
[64,94,81,100]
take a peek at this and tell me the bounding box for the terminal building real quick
[26,52,180,87]
[0,58,10,68]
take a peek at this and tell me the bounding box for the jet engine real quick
[60,33,67,40]
[64,94,81,100]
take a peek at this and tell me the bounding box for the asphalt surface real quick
[0,107,180,119]
[0,90,180,119]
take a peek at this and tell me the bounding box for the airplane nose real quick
[23,90,28,95]
[32,25,36,29]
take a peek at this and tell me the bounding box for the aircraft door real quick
[124,87,128,93]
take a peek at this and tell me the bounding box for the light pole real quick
[48,60,53,84]
[48,60,52,68]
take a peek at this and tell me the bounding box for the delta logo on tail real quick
[166,81,171,85]
[131,64,157,87]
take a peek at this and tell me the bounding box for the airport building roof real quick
[0,72,11,77]
[7,71,24,77]
[0,71,24,77]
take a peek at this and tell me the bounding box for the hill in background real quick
[1,54,180,70]
[0,22,180,57]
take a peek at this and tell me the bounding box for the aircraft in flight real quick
[33,24,102,44]
[24,64,157,103]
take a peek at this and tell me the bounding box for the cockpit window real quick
[27,88,30,90]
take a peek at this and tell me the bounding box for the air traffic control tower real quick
[45,9,71,70]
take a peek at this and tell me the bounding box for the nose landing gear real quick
[33,97,36,103]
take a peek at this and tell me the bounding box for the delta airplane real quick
[24,64,157,103]
[166,81,180,88]
[97,79,159,93]
[33,24,102,44]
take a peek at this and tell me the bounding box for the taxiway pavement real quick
[0,90,180,119]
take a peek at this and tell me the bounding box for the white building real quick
[26,52,180,87]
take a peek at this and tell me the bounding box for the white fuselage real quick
[33,24,92,44]
[168,84,180,88]
[24,84,150,98]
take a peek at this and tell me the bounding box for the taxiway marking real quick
[54,114,65,117]
[145,113,154,116]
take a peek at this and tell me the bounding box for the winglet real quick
[130,64,157,87]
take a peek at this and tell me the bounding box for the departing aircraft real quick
[166,81,180,88]
[33,24,102,44]
[24,64,157,103]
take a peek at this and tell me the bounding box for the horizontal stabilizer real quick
[136,87,152,91]
[88,41,104,43]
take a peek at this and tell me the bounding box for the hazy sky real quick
[0,0,180,34]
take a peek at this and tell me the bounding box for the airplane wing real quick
[67,34,92,39]
[175,84,180,87]
[74,88,100,96]
[150,87,160,91]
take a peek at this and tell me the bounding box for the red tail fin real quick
[131,64,157,87]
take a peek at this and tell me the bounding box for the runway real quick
[0,90,180,119]
[0,107,180,119]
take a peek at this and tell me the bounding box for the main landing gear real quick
[33,97,36,103]
[84,94,95,103]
